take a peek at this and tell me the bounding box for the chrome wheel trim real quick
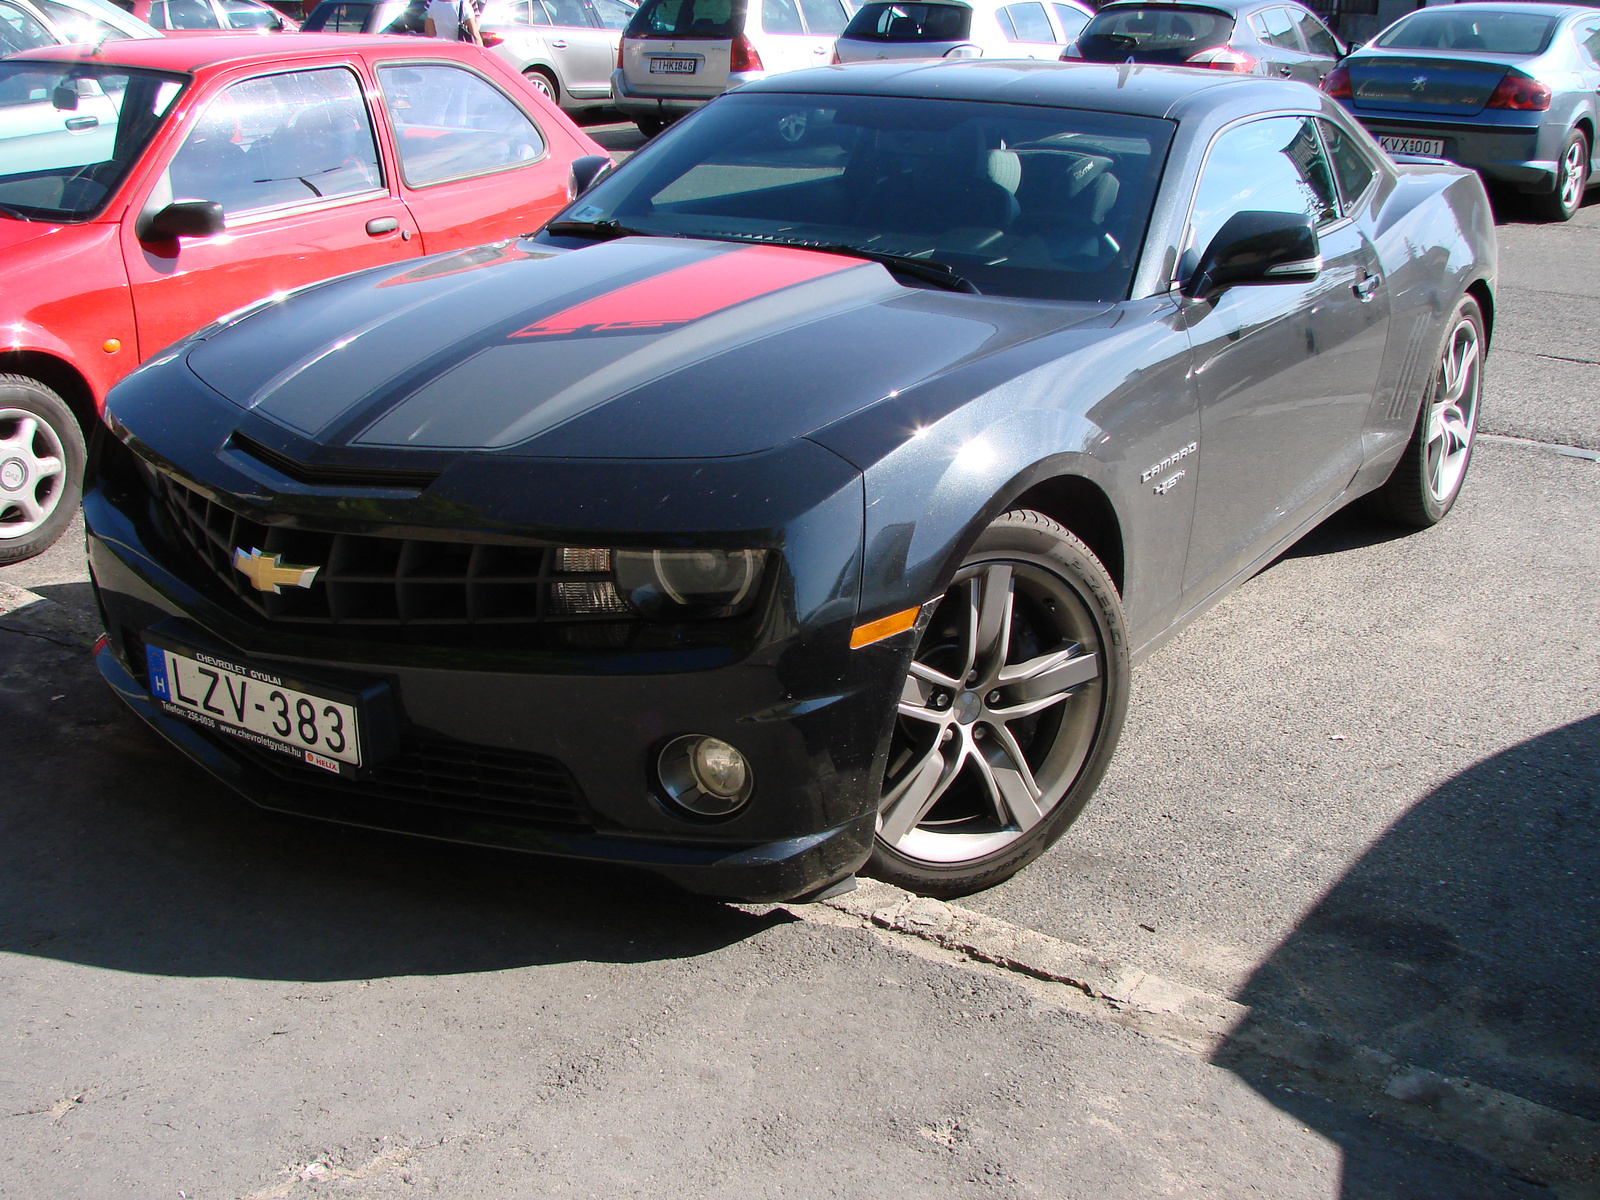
[0,407,66,541]
[525,70,555,99]
[1425,315,1481,505]
[878,557,1105,865]
[1559,139,1585,212]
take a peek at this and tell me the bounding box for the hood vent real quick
[229,432,441,493]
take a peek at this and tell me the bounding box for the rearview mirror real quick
[568,154,612,197]
[1183,210,1321,302]
[138,199,226,242]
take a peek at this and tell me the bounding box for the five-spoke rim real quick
[1425,315,1481,505]
[0,408,66,541]
[1559,139,1585,212]
[878,557,1105,865]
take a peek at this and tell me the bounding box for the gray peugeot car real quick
[1066,0,1345,84]
[1323,2,1600,220]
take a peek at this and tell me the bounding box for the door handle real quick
[366,216,399,236]
[1277,65,1293,76]
[550,37,567,47]
[1353,272,1382,301]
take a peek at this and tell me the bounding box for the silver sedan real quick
[1324,2,1600,220]
[483,0,635,112]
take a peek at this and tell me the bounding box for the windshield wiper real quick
[0,203,29,220]
[541,218,676,241]
[703,234,980,294]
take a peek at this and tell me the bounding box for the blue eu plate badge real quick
[146,643,170,700]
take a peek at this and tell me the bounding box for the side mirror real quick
[567,154,612,197]
[138,199,226,242]
[51,84,79,111]
[1183,210,1321,302]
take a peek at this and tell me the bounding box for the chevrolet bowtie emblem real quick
[233,547,319,593]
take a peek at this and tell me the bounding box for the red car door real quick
[368,55,573,255]
[122,60,423,359]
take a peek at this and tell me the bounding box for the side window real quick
[1579,21,1600,68]
[1291,8,1338,56]
[1000,0,1053,41]
[219,0,285,27]
[761,0,802,33]
[1253,6,1300,50]
[153,0,223,28]
[37,0,135,40]
[377,63,545,187]
[1319,117,1375,211]
[377,0,427,31]
[528,0,553,21]
[796,0,844,34]
[0,0,56,50]
[543,0,586,22]
[588,0,634,28]
[1051,1,1086,40]
[165,68,382,216]
[1186,116,1339,272]
[313,2,370,30]
[480,0,531,20]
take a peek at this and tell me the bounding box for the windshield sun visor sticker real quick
[507,244,867,340]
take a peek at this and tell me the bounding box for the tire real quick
[868,509,1130,897]
[0,375,85,566]
[523,67,559,105]
[1529,129,1588,222]
[633,114,663,137]
[1365,295,1485,528]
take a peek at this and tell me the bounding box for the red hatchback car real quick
[0,35,608,561]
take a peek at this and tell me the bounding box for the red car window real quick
[376,62,545,188]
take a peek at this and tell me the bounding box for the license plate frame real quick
[1378,135,1446,158]
[649,56,699,74]
[143,631,394,778]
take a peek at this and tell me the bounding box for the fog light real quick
[657,734,753,817]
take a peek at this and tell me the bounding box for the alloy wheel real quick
[0,407,66,541]
[879,558,1105,865]
[1425,314,1481,505]
[1559,138,1585,213]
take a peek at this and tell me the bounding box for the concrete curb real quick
[783,879,1600,1195]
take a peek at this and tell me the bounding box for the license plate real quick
[649,57,697,73]
[1379,136,1446,158]
[145,642,361,771]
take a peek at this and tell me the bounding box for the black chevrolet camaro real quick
[86,61,1496,901]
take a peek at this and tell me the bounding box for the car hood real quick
[0,216,78,256]
[183,237,1109,460]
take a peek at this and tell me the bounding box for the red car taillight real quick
[729,33,764,72]
[1320,63,1352,98]
[480,29,502,46]
[1485,69,1550,111]
[617,40,626,69]
[1186,45,1257,73]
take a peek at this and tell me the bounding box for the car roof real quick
[4,32,424,72]
[1382,1,1597,15]
[742,59,1311,120]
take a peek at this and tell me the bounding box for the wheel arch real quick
[1003,472,1125,596]
[1465,278,1494,350]
[0,351,98,439]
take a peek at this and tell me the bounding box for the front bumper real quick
[1344,103,1558,190]
[609,68,766,120]
[85,435,909,903]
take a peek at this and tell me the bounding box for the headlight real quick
[548,547,768,620]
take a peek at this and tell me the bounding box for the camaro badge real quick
[233,547,319,594]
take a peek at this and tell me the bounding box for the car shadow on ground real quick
[1266,503,1417,570]
[0,619,782,983]
[1213,715,1600,1195]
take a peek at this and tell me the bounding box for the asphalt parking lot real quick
[0,139,1595,1197]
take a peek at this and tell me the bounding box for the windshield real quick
[842,3,973,42]
[0,63,184,221]
[1374,9,1557,55]
[624,0,744,39]
[545,92,1174,302]
[1075,4,1232,62]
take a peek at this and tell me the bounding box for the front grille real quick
[232,731,590,826]
[156,473,619,630]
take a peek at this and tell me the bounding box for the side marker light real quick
[849,605,921,649]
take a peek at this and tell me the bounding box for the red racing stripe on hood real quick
[509,243,864,340]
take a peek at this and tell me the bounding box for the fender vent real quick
[228,432,441,492]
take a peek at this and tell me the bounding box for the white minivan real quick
[611,0,852,135]
[833,0,1090,64]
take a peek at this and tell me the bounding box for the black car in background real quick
[86,62,1495,903]
[1066,0,1344,82]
